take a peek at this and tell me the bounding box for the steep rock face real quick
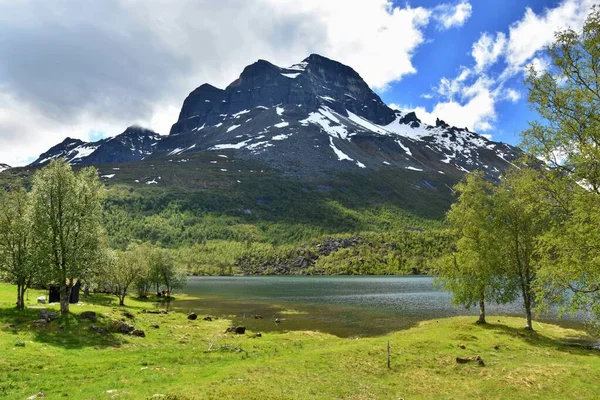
[31,126,161,166]
[29,54,520,182]
[156,54,520,177]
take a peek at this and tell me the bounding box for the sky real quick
[0,0,597,166]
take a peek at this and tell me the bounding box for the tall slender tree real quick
[30,160,105,314]
[0,187,37,309]
[521,6,600,327]
[436,172,516,324]
[494,168,549,330]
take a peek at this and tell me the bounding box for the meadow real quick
[1,283,599,400]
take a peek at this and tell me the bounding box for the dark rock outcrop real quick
[187,312,198,320]
[79,311,97,321]
[225,326,246,334]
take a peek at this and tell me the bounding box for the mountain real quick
[31,126,162,166]
[154,54,519,178]
[0,163,10,173]
[27,54,519,180]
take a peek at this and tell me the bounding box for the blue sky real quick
[379,0,590,145]
[0,0,596,165]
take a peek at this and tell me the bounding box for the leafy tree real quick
[30,160,105,314]
[0,187,37,309]
[494,168,549,330]
[522,6,600,326]
[148,247,186,294]
[436,172,515,324]
[99,246,147,306]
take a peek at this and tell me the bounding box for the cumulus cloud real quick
[472,32,507,73]
[408,0,597,136]
[433,1,473,29]
[505,0,595,72]
[0,0,465,165]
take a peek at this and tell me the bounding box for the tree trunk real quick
[16,284,25,309]
[524,294,533,330]
[119,295,125,306]
[59,284,71,314]
[476,298,486,324]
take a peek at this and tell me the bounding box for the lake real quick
[171,276,584,337]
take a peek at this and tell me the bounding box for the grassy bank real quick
[1,283,599,400]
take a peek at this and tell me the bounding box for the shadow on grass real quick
[0,306,125,350]
[481,321,599,357]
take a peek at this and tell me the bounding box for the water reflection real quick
[171,276,586,337]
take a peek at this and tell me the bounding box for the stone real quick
[203,315,213,321]
[36,296,46,304]
[31,319,48,327]
[27,392,45,399]
[275,318,281,324]
[456,356,485,366]
[38,310,59,322]
[90,325,108,334]
[225,326,246,334]
[187,312,198,320]
[113,320,134,334]
[253,315,264,319]
[458,344,466,349]
[80,311,97,321]
[131,329,146,338]
[151,324,160,329]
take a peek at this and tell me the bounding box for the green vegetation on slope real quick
[0,151,455,276]
[1,283,599,400]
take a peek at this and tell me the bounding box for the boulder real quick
[203,316,213,321]
[38,310,59,322]
[131,329,146,338]
[456,356,485,366]
[37,296,46,304]
[151,324,160,329]
[113,320,134,334]
[80,311,97,321]
[31,319,48,327]
[225,326,246,334]
[187,312,198,320]
[90,325,108,334]
[27,392,45,399]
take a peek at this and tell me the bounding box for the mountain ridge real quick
[23,54,519,182]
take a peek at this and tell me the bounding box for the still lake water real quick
[172,276,584,337]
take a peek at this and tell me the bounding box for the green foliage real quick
[29,160,106,313]
[97,246,147,306]
[0,186,37,309]
[435,172,517,323]
[521,7,600,330]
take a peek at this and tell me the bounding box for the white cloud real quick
[505,0,595,72]
[406,0,598,137]
[504,88,521,103]
[1,0,472,165]
[434,1,473,29]
[472,32,506,73]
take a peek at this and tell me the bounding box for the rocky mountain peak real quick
[0,163,11,173]
[29,54,520,182]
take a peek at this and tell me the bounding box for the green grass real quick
[1,283,599,399]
